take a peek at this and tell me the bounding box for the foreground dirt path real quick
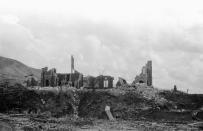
[0,113,201,131]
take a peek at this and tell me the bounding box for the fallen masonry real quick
[1,84,203,130]
[0,85,203,130]
[1,84,203,120]
[116,77,128,88]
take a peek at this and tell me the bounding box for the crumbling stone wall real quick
[41,67,58,87]
[133,60,152,86]
[84,75,114,89]
[83,76,95,88]
[116,77,127,87]
[26,77,38,87]
[41,67,83,88]
[94,75,114,88]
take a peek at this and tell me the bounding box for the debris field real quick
[0,84,203,130]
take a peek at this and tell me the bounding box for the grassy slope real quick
[0,56,41,84]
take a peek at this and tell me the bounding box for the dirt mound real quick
[1,85,203,121]
[0,86,156,120]
[78,90,155,119]
[159,90,203,110]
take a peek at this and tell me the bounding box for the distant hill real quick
[0,56,41,85]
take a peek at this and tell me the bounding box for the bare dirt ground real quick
[0,113,201,131]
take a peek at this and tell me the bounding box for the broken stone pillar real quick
[105,105,115,121]
[174,85,177,92]
[41,67,48,87]
[146,60,152,86]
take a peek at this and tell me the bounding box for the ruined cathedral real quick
[41,56,83,88]
[40,55,152,88]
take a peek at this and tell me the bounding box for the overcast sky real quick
[0,0,203,93]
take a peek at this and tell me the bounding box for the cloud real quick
[0,14,20,24]
[0,14,48,68]
[0,6,203,93]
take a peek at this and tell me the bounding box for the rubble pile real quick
[159,90,203,110]
[79,90,158,120]
[1,84,203,123]
[0,85,156,120]
[132,84,170,109]
[116,77,129,88]
[133,84,158,99]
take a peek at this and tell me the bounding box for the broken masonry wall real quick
[94,76,104,88]
[133,73,147,86]
[41,67,58,87]
[116,77,127,87]
[132,60,152,86]
[26,77,39,87]
[41,67,47,87]
[57,73,69,86]
[71,72,83,88]
[83,75,114,89]
[83,76,95,88]
[41,67,83,88]
[146,60,152,86]
[94,75,114,89]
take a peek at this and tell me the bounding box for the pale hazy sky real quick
[0,0,203,93]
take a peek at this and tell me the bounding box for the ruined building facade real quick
[94,75,114,88]
[41,55,83,88]
[57,71,83,88]
[83,75,114,89]
[41,67,58,87]
[133,60,152,86]
[40,56,153,88]
[40,67,83,87]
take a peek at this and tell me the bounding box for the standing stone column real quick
[146,60,152,86]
